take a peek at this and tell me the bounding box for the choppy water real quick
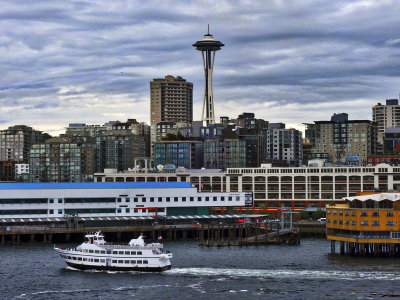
[1,238,400,299]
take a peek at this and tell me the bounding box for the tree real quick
[312,208,325,220]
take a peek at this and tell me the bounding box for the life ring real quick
[94,241,98,245]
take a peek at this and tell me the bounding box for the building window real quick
[387,212,394,217]
[361,221,368,226]
[126,208,130,213]
[213,197,217,201]
[352,221,356,226]
[198,197,202,201]
[166,197,170,202]
[150,197,154,202]
[351,211,356,216]
[49,199,54,203]
[190,197,194,202]
[158,197,162,202]
[117,198,122,202]
[58,198,63,203]
[360,212,368,217]
[142,197,146,202]
[372,212,380,217]
[58,209,63,214]
[126,198,130,202]
[205,197,209,201]
[387,221,395,226]
[117,208,121,213]
[372,221,380,226]
[49,210,54,214]
[174,197,178,202]
[134,198,138,202]
[228,196,232,201]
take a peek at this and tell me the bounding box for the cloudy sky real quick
[1,0,400,135]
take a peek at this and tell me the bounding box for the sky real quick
[1,0,400,135]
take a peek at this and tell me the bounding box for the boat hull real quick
[65,261,171,272]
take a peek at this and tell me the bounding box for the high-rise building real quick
[193,28,224,126]
[150,75,193,126]
[0,125,51,163]
[29,137,95,182]
[373,99,400,150]
[265,125,303,165]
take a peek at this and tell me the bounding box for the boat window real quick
[118,260,123,264]
[89,250,94,253]
[131,260,136,264]
[131,251,136,255]
[94,259,99,262]
[137,260,142,264]
[95,250,99,254]
[119,251,124,255]
[83,258,88,261]
[112,250,118,254]
[112,260,117,263]
[137,251,142,255]
[100,259,105,263]
[125,260,129,264]
[143,260,148,264]
[101,250,106,254]
[73,257,77,260]
[125,251,130,255]
[78,257,82,261]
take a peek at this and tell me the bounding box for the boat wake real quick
[166,267,400,281]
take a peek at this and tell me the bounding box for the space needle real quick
[193,26,224,126]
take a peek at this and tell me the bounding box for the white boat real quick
[54,231,172,272]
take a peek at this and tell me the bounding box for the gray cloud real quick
[1,0,400,133]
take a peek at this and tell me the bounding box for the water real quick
[1,238,400,299]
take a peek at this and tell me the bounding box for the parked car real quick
[317,218,326,223]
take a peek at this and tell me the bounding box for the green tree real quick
[312,208,325,220]
[300,210,310,220]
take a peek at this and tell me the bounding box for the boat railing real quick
[102,244,163,250]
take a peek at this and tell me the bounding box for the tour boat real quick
[54,231,172,272]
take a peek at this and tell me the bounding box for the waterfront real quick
[1,238,400,299]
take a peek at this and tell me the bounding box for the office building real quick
[154,141,204,169]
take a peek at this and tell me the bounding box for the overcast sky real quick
[1,0,400,135]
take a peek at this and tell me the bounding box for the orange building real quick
[326,193,400,255]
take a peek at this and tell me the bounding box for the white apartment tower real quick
[373,99,400,145]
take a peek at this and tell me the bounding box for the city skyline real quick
[1,1,400,134]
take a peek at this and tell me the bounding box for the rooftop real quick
[0,182,193,190]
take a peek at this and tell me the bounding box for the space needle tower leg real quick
[193,27,224,127]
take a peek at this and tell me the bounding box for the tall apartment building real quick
[312,113,377,165]
[0,125,51,162]
[150,75,193,126]
[373,99,400,148]
[265,124,303,165]
[29,137,95,182]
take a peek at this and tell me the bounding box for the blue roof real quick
[0,182,193,190]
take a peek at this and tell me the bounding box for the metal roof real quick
[0,182,193,190]
[344,193,400,202]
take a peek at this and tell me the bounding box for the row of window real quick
[117,196,241,203]
[328,211,395,217]
[60,255,149,265]
[328,219,394,226]
[81,249,143,255]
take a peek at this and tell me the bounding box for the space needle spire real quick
[193,26,224,126]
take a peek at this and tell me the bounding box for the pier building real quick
[94,162,400,211]
[0,182,250,221]
[326,193,400,255]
